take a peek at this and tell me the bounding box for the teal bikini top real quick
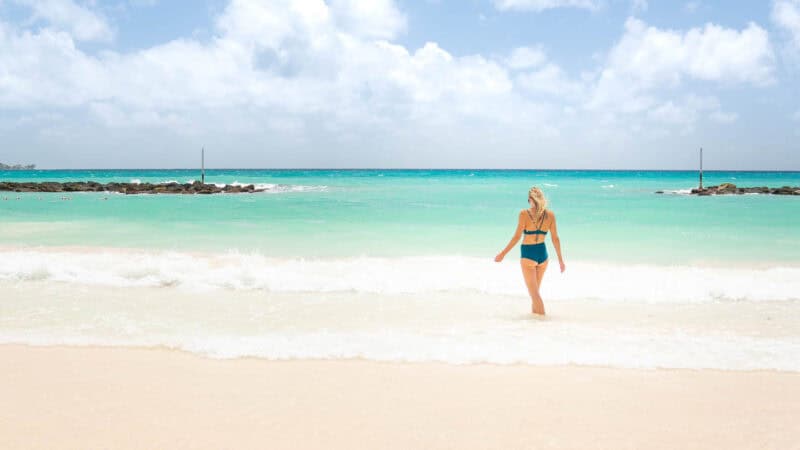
[523,210,548,235]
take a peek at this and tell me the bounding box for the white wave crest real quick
[211,181,328,193]
[0,249,798,303]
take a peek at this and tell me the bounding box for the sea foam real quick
[0,248,798,303]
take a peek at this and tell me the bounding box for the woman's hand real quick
[494,252,505,263]
[559,260,566,273]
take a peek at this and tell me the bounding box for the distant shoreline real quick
[2,168,800,173]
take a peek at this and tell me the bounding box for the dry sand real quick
[1,345,798,450]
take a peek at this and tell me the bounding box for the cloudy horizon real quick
[1,0,799,170]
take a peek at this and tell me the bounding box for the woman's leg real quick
[536,260,549,287]
[520,259,546,315]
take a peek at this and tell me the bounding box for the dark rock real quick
[661,183,800,196]
[0,180,269,195]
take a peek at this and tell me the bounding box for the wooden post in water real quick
[699,147,703,190]
[201,147,205,185]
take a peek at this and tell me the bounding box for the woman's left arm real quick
[495,211,525,262]
[549,212,566,273]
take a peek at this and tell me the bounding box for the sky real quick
[0,0,798,169]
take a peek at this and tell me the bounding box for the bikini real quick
[520,210,548,264]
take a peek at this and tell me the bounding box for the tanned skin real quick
[495,206,565,315]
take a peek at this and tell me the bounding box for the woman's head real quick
[528,187,547,217]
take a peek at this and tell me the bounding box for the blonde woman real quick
[495,187,565,315]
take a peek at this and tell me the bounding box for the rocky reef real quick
[0,181,264,194]
[0,163,35,170]
[656,183,800,196]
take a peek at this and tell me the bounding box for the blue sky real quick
[0,0,798,169]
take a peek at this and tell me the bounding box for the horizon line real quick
[3,168,800,173]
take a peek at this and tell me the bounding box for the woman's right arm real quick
[549,212,566,273]
[495,211,525,262]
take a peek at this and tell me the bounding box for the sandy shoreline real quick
[2,345,798,449]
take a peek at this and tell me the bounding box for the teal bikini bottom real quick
[521,243,548,264]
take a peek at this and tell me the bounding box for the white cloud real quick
[0,1,779,167]
[684,2,700,13]
[613,18,772,86]
[792,110,800,121]
[587,18,774,112]
[329,0,406,40]
[0,0,521,132]
[129,0,158,6]
[631,0,648,14]
[645,95,733,131]
[516,63,585,99]
[773,0,800,48]
[14,0,113,42]
[493,0,601,12]
[506,46,546,69]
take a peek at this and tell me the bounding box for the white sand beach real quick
[2,345,798,450]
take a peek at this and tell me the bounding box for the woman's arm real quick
[495,211,525,262]
[549,212,566,272]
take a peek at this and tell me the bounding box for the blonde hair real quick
[528,187,548,223]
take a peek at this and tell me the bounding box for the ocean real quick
[1,169,799,370]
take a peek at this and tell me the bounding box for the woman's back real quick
[522,209,550,244]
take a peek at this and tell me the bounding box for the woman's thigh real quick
[536,260,549,285]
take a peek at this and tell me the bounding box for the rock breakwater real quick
[0,181,263,194]
[656,183,800,196]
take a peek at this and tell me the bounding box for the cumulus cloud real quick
[506,46,546,69]
[329,0,406,40]
[0,0,524,135]
[644,96,733,133]
[0,1,780,167]
[13,0,113,42]
[516,63,586,99]
[587,18,774,112]
[493,0,601,12]
[616,18,771,85]
[772,0,800,48]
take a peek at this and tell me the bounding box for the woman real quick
[495,187,565,315]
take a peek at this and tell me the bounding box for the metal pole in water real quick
[699,147,703,190]
[201,147,205,185]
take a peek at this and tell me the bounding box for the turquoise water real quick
[2,169,800,370]
[2,169,799,264]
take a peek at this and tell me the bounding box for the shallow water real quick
[1,169,799,369]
